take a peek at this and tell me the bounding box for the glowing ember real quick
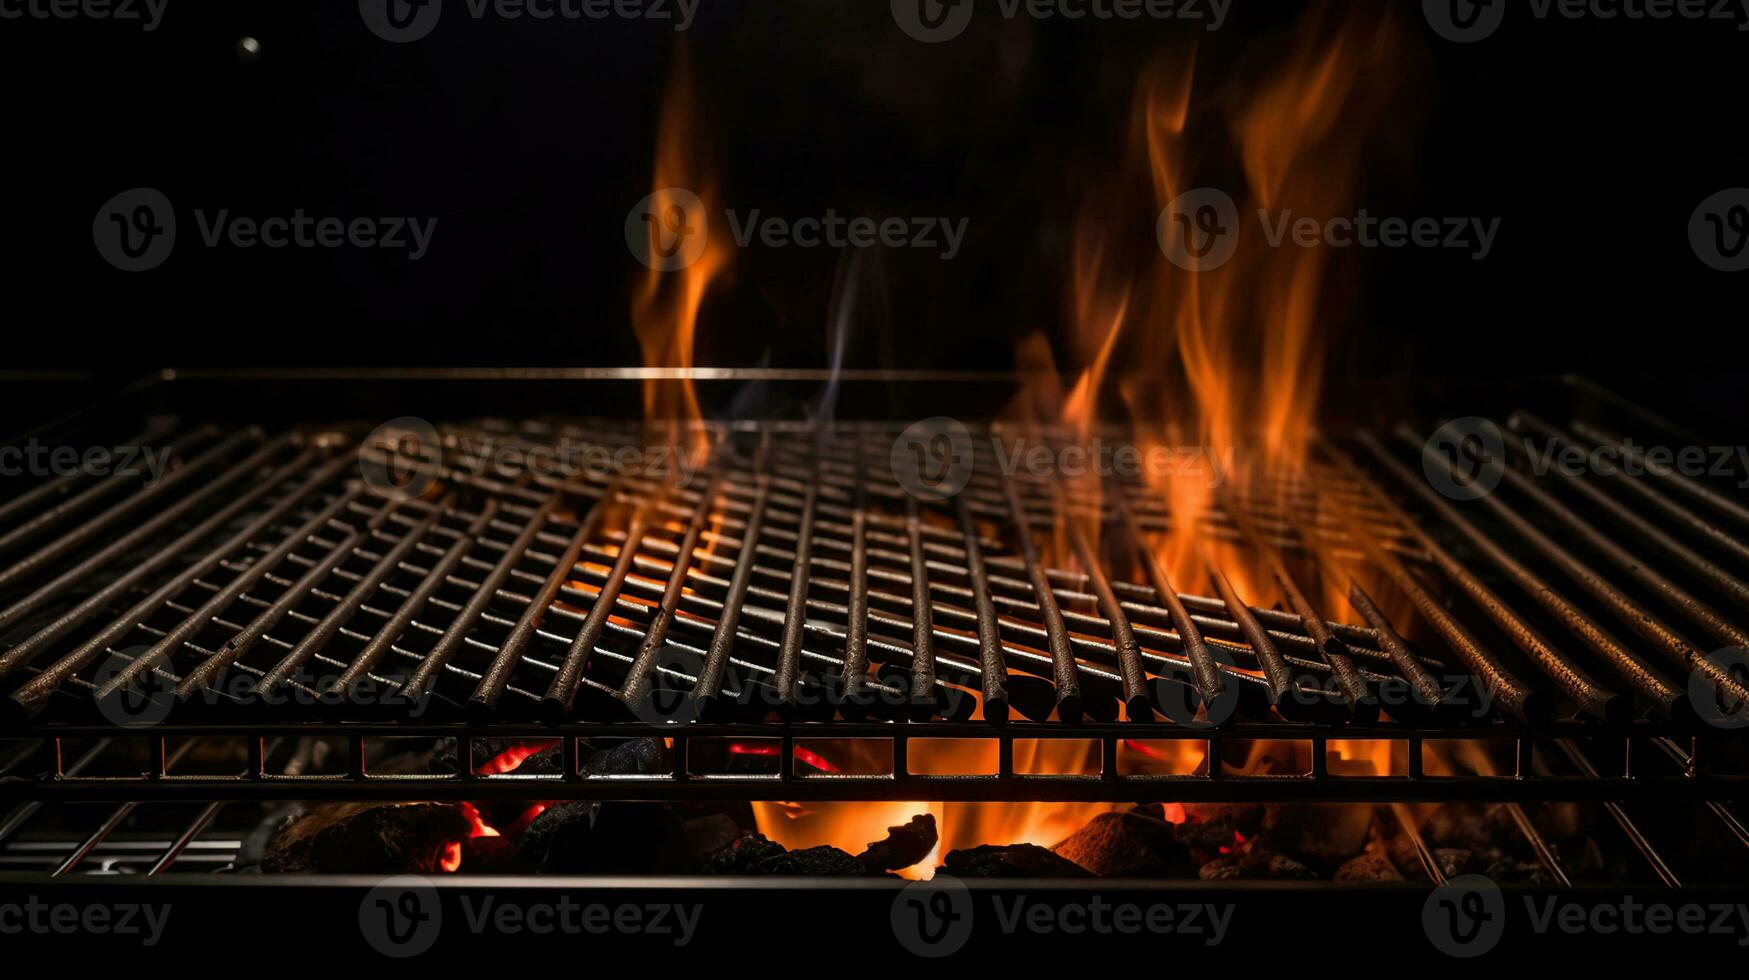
[727,742,840,773]
[475,740,559,776]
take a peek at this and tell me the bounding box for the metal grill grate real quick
[0,402,1745,809]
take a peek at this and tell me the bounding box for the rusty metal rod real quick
[326,501,502,698]
[400,494,562,701]
[1050,487,1147,718]
[1513,412,1749,567]
[956,493,1011,720]
[259,499,452,694]
[1573,419,1749,530]
[542,490,666,721]
[0,431,285,641]
[840,441,873,700]
[3,445,330,719]
[1354,433,1623,721]
[1400,426,1688,716]
[0,426,215,564]
[1001,475,1082,721]
[617,474,723,707]
[1346,583,1446,709]
[1117,499,1225,705]
[693,472,771,708]
[177,497,401,698]
[1499,429,1749,647]
[1217,484,1373,715]
[468,487,618,716]
[1446,429,1749,697]
[773,461,821,707]
[96,484,369,700]
[1320,442,1542,723]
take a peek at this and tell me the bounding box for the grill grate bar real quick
[2,443,330,719]
[329,500,503,696]
[95,481,370,700]
[1000,472,1081,721]
[1516,413,1749,566]
[0,425,212,566]
[542,493,660,721]
[954,493,1011,720]
[259,498,451,693]
[399,493,563,701]
[468,483,618,716]
[1397,427,1688,714]
[617,469,723,708]
[1353,435,1626,719]
[694,466,771,709]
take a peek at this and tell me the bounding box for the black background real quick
[1,0,1744,429]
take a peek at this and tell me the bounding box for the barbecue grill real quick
[0,369,1745,956]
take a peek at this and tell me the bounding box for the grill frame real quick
[0,369,1746,893]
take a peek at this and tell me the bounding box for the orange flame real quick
[633,51,730,464]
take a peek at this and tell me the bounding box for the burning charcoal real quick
[857,814,938,873]
[1177,802,1266,831]
[1053,811,1194,878]
[460,835,530,874]
[517,799,679,874]
[583,738,666,776]
[1334,851,1404,882]
[432,738,562,777]
[1259,804,1373,869]
[261,803,473,874]
[696,832,871,876]
[942,844,1092,879]
[511,738,672,874]
[1433,848,1479,879]
[1198,858,1245,881]
[1421,803,1498,852]
[759,845,867,876]
[703,833,789,874]
[1257,852,1316,878]
[684,814,744,862]
[1197,849,1315,881]
[1486,857,1551,884]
